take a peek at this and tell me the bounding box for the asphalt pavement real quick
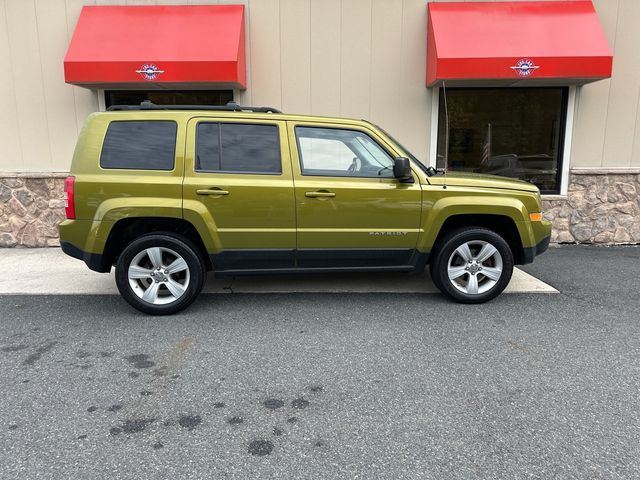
[0,245,639,479]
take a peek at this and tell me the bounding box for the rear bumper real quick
[60,241,111,273]
[59,219,111,273]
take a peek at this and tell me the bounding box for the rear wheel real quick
[115,234,206,315]
[430,228,514,304]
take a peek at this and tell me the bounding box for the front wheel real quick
[430,228,514,304]
[115,234,206,315]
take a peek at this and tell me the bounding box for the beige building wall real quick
[572,0,640,169]
[0,0,638,174]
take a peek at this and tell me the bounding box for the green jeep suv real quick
[59,102,551,315]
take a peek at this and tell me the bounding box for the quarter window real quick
[100,121,177,170]
[196,123,281,174]
[295,127,395,178]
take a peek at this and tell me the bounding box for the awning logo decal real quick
[135,64,165,81]
[510,59,540,77]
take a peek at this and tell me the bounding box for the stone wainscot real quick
[0,174,66,247]
[1,169,639,248]
[542,169,640,244]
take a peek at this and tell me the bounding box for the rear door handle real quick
[196,188,229,196]
[305,191,336,198]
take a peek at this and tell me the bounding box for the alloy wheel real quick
[127,247,191,305]
[446,240,503,295]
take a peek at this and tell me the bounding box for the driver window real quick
[296,126,395,178]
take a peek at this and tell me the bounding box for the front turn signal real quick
[529,213,543,222]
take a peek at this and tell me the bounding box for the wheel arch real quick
[430,214,526,265]
[103,217,212,271]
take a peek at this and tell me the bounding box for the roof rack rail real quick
[106,100,282,114]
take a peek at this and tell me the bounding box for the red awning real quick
[427,1,613,86]
[64,5,246,89]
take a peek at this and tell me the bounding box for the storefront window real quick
[105,90,234,108]
[436,87,568,194]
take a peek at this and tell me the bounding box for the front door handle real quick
[197,188,230,196]
[305,191,336,198]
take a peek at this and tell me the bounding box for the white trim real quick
[571,167,640,175]
[428,87,439,167]
[560,85,577,195]
[0,172,69,178]
[97,89,106,112]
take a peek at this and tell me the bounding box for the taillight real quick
[64,176,76,219]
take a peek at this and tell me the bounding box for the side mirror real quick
[393,157,413,181]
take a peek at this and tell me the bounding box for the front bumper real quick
[522,234,551,264]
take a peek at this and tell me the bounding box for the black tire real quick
[115,233,206,315]
[429,227,514,304]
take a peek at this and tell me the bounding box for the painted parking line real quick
[0,248,558,295]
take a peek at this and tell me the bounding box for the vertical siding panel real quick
[370,0,403,135]
[279,0,310,114]
[309,0,340,116]
[593,0,620,47]
[65,0,98,136]
[0,0,23,172]
[248,0,281,108]
[340,0,371,118]
[94,0,127,5]
[398,0,431,164]
[601,0,640,168]
[5,0,52,172]
[631,81,640,167]
[570,0,619,168]
[125,0,158,5]
[35,0,80,171]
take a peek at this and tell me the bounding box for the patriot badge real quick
[136,64,165,81]
[510,59,540,77]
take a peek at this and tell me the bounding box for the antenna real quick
[441,81,449,189]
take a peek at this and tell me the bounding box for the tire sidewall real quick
[115,234,205,315]
[431,228,514,304]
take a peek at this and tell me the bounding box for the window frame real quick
[194,121,283,176]
[99,120,178,171]
[294,125,397,179]
[430,85,577,196]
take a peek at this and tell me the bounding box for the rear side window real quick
[100,121,177,170]
[196,123,281,174]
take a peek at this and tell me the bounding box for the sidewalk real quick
[0,248,557,295]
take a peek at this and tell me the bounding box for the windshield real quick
[375,125,430,174]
